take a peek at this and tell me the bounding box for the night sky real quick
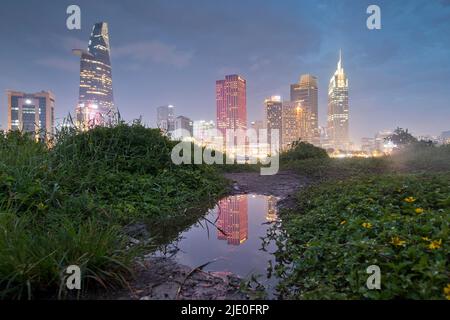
[1,0,449,143]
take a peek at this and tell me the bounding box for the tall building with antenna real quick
[327,50,349,150]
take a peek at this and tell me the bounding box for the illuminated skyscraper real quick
[216,75,247,136]
[290,74,319,145]
[157,105,176,133]
[328,50,349,149]
[217,195,248,245]
[264,96,282,149]
[282,100,307,150]
[7,90,55,141]
[74,22,115,129]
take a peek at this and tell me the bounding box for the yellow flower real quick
[390,236,406,247]
[362,222,373,229]
[37,203,46,210]
[421,237,431,241]
[404,197,416,203]
[428,239,442,250]
[340,220,347,225]
[415,208,424,214]
[444,284,450,300]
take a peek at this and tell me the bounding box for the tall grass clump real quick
[0,121,227,299]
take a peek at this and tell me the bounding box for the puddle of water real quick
[155,194,280,297]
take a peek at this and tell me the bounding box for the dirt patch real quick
[224,170,308,209]
[100,257,248,300]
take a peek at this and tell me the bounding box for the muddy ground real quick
[99,171,306,300]
[225,170,308,209]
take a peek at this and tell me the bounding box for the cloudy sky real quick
[1,0,449,143]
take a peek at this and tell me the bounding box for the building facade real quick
[264,96,283,150]
[282,100,307,150]
[290,74,319,145]
[216,74,247,136]
[157,105,176,134]
[172,115,193,140]
[7,90,55,140]
[74,22,115,129]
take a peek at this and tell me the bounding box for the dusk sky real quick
[1,0,449,143]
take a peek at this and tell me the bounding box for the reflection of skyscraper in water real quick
[265,196,278,222]
[217,195,248,245]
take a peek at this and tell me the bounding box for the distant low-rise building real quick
[440,131,450,144]
[361,137,376,153]
[193,120,216,146]
[173,115,193,140]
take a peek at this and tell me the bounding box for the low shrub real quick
[280,141,329,163]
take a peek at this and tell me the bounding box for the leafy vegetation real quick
[280,141,329,163]
[272,174,449,299]
[271,143,450,299]
[0,122,227,299]
[282,143,450,182]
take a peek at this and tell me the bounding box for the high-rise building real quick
[157,105,176,133]
[74,22,115,129]
[361,137,376,153]
[282,100,307,150]
[264,96,283,149]
[216,74,247,136]
[172,115,193,140]
[216,195,248,246]
[290,74,319,145]
[7,90,55,141]
[328,50,349,150]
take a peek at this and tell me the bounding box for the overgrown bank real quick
[272,142,450,299]
[0,122,227,299]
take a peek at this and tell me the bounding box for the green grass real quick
[271,145,450,299]
[0,122,227,299]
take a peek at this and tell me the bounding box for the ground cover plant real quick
[271,143,450,299]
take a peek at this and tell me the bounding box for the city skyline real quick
[1,0,450,143]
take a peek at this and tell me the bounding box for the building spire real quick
[338,49,343,70]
